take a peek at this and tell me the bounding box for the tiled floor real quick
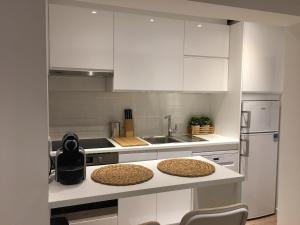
[247,215,277,225]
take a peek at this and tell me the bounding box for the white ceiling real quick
[190,0,300,17]
[65,0,300,26]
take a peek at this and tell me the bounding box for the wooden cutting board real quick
[113,137,148,147]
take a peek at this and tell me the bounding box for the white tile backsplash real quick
[49,79,211,140]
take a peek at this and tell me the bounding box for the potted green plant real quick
[188,116,214,135]
[189,117,201,126]
[189,116,201,135]
[199,116,213,127]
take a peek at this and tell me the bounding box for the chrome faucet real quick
[164,115,177,137]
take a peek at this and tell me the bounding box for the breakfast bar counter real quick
[49,156,243,209]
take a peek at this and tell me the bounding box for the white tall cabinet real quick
[49,4,113,70]
[114,12,184,91]
[183,21,230,92]
[242,22,285,93]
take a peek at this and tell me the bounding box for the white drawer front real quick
[69,215,117,225]
[119,152,157,163]
[157,150,192,160]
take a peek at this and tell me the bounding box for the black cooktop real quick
[51,138,115,151]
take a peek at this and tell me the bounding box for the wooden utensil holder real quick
[124,119,134,137]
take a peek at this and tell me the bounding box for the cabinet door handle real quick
[240,138,250,157]
[241,111,251,129]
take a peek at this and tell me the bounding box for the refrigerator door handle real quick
[241,111,251,129]
[240,138,250,157]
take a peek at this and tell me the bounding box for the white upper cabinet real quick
[183,57,228,92]
[183,21,229,92]
[114,12,184,91]
[184,21,229,57]
[49,4,113,70]
[242,22,285,93]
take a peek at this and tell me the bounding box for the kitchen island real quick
[49,156,243,209]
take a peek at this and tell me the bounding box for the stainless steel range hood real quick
[49,68,113,77]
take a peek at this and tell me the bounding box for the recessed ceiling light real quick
[197,24,203,28]
[91,11,97,14]
[88,71,94,76]
[150,18,155,23]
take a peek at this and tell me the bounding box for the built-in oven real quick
[86,152,119,166]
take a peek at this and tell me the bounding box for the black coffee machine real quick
[55,132,86,185]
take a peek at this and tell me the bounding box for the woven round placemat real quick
[157,159,215,177]
[91,164,154,186]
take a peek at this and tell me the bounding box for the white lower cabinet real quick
[156,150,192,225]
[192,150,241,210]
[118,194,157,225]
[119,152,157,163]
[118,152,157,225]
[118,150,193,225]
[69,215,117,225]
[194,183,242,209]
[157,189,192,225]
[156,150,192,159]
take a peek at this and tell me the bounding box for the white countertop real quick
[50,134,239,156]
[49,156,243,209]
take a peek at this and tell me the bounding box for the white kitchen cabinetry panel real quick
[242,22,285,93]
[49,4,113,70]
[157,189,192,225]
[114,12,184,91]
[118,194,156,225]
[192,150,241,209]
[157,150,192,225]
[184,21,229,57]
[184,57,228,92]
[157,150,192,159]
[69,215,117,225]
[119,152,157,163]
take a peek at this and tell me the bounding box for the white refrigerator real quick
[240,100,280,219]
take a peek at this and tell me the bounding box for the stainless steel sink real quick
[142,136,182,144]
[176,135,207,142]
[142,135,207,144]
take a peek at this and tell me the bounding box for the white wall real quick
[277,23,300,225]
[209,22,243,139]
[0,1,49,225]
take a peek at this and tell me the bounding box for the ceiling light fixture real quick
[91,11,97,14]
